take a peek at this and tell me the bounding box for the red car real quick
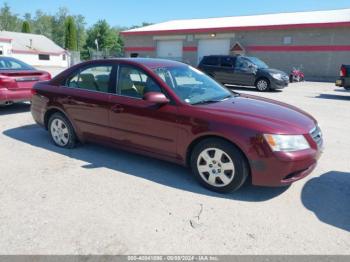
[0,56,51,106]
[31,58,323,193]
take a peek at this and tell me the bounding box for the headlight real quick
[263,134,310,152]
[271,73,284,80]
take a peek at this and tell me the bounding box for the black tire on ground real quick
[190,138,249,193]
[344,86,350,91]
[48,112,77,149]
[255,78,271,92]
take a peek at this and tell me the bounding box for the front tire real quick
[48,113,76,149]
[190,138,249,193]
[255,78,270,92]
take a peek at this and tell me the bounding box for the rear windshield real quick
[0,57,35,70]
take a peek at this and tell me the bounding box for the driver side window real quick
[117,66,162,99]
[235,57,251,69]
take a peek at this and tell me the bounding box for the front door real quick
[233,56,256,86]
[60,63,115,141]
[109,64,179,159]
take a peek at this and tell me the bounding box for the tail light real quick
[0,74,15,88]
[31,88,37,96]
[340,65,346,77]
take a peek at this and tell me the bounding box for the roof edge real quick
[121,21,350,36]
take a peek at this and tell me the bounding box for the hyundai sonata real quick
[31,58,323,193]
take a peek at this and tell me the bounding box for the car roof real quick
[91,58,187,69]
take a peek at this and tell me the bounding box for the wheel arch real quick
[44,107,83,140]
[255,76,270,87]
[185,135,251,175]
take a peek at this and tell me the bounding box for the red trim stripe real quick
[0,37,12,43]
[121,21,350,36]
[12,49,65,55]
[247,45,350,52]
[124,47,156,52]
[183,46,197,52]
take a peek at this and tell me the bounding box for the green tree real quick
[64,16,77,51]
[21,21,31,33]
[52,7,69,47]
[33,10,53,39]
[0,3,21,31]
[85,20,121,54]
[73,14,87,51]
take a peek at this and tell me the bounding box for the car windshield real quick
[0,57,35,70]
[154,65,234,105]
[247,57,269,69]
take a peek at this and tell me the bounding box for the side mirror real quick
[144,92,170,105]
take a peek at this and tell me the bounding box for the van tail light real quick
[340,65,346,77]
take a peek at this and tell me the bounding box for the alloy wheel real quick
[197,148,235,187]
[50,118,70,147]
[256,80,269,91]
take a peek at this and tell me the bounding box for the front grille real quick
[310,126,323,148]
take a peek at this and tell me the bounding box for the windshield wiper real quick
[191,95,232,105]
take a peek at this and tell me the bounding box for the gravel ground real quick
[0,82,349,255]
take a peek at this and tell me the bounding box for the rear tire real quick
[48,113,76,149]
[190,138,249,193]
[255,78,270,92]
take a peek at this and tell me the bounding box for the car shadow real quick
[3,124,289,202]
[315,94,350,101]
[0,103,31,116]
[225,84,283,93]
[302,171,350,232]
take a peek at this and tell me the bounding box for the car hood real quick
[195,94,316,134]
[259,68,288,76]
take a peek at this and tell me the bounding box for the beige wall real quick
[123,27,350,80]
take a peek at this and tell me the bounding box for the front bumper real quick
[270,78,289,89]
[0,88,32,104]
[250,130,323,187]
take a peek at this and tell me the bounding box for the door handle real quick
[111,104,124,113]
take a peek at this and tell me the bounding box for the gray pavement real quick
[0,82,349,254]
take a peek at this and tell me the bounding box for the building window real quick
[130,53,139,58]
[62,54,66,61]
[0,50,3,55]
[38,54,50,60]
[283,36,293,45]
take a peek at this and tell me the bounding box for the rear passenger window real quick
[66,65,113,93]
[202,56,220,66]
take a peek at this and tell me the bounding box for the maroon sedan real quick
[0,56,51,106]
[31,58,323,193]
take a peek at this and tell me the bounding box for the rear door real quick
[109,64,179,159]
[198,56,223,82]
[217,56,237,84]
[59,62,115,141]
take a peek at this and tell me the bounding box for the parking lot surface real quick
[0,82,349,254]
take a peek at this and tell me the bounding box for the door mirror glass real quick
[144,92,170,104]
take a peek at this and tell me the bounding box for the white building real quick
[0,31,69,69]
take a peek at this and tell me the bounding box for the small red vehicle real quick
[31,58,323,193]
[289,67,305,83]
[0,56,51,106]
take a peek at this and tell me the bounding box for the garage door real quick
[157,40,183,61]
[198,39,231,64]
